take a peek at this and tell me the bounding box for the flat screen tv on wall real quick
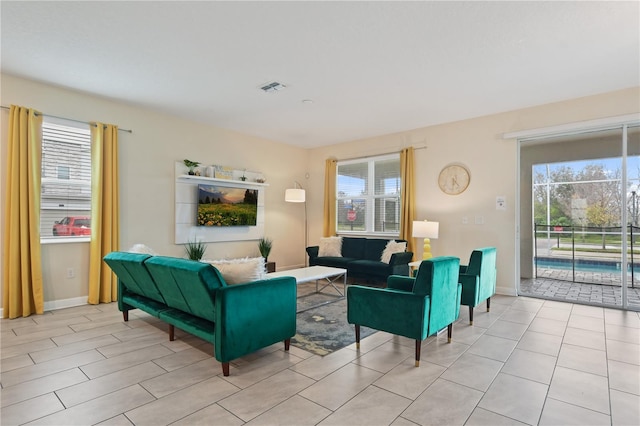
[197,184,258,227]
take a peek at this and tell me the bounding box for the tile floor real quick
[1,290,639,425]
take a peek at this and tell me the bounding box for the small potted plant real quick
[185,239,206,261]
[183,159,200,175]
[258,237,273,262]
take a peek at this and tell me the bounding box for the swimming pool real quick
[535,257,640,274]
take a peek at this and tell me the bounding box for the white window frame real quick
[40,119,91,243]
[336,153,401,237]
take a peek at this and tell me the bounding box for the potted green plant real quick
[258,237,273,262]
[185,239,206,260]
[183,159,200,175]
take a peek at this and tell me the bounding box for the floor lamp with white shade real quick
[285,182,307,266]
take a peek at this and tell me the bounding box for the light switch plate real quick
[496,196,506,210]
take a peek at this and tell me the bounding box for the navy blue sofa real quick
[306,237,413,282]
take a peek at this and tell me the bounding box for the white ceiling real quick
[2,1,638,148]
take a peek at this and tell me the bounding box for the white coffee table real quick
[267,265,347,296]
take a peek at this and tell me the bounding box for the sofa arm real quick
[389,251,413,266]
[460,264,469,274]
[214,276,297,363]
[387,275,415,292]
[306,246,319,259]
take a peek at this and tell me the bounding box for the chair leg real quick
[284,338,291,351]
[222,362,230,376]
[355,325,361,349]
[469,306,474,325]
[447,323,453,343]
[487,297,491,312]
[415,340,421,367]
[169,324,175,341]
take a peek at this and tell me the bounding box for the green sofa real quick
[306,237,413,282]
[103,252,297,376]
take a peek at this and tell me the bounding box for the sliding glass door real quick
[626,125,640,309]
[521,122,640,310]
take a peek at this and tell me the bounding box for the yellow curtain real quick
[323,158,338,237]
[88,123,119,304]
[400,147,416,259]
[3,106,44,318]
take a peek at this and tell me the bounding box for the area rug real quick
[291,291,377,356]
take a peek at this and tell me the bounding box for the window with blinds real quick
[41,121,91,239]
[336,153,401,235]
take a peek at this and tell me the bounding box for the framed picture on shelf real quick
[214,166,233,180]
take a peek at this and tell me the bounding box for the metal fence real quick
[534,224,639,288]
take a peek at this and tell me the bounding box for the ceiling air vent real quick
[260,81,286,93]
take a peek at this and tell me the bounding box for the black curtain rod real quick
[1,105,133,133]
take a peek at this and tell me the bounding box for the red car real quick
[52,216,91,236]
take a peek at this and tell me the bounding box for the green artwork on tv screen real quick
[197,184,258,226]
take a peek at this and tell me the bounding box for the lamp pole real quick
[285,181,307,266]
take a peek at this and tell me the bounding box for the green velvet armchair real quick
[459,247,497,325]
[347,256,462,367]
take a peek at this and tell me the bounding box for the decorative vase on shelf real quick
[205,166,215,178]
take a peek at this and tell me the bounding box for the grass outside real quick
[197,203,257,226]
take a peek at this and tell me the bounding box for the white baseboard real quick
[496,285,517,296]
[0,296,87,318]
[44,296,87,312]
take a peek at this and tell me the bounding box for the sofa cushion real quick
[381,240,407,263]
[348,260,392,277]
[341,237,366,259]
[120,293,171,317]
[145,256,225,322]
[318,236,342,257]
[202,257,265,285]
[310,256,354,269]
[103,252,165,304]
[363,238,390,261]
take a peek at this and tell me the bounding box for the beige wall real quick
[307,87,640,296]
[1,74,309,308]
[1,73,639,307]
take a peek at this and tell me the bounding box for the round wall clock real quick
[438,164,470,195]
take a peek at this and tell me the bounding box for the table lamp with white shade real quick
[412,220,439,260]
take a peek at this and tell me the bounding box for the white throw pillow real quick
[127,244,157,256]
[202,257,266,285]
[380,240,407,264]
[318,236,342,257]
